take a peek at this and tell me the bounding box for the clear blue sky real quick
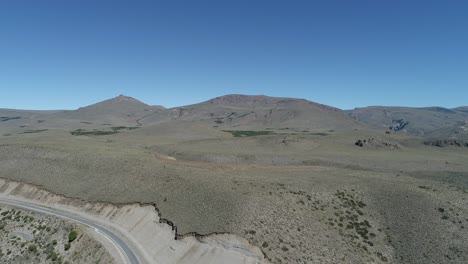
[1,0,467,110]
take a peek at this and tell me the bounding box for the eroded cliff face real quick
[0,179,269,264]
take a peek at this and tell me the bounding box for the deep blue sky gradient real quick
[1,0,467,110]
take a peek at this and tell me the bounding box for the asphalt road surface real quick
[0,197,142,264]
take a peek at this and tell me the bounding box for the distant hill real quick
[346,106,468,137]
[454,106,468,113]
[0,109,62,131]
[50,95,165,125]
[426,121,468,140]
[139,94,362,131]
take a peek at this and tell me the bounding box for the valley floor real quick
[0,127,467,263]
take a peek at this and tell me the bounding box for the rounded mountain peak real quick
[110,94,141,103]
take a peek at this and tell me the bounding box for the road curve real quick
[0,197,142,264]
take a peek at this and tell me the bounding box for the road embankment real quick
[0,178,269,264]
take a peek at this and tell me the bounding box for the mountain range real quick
[1,94,467,139]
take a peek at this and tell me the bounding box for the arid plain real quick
[1,95,467,264]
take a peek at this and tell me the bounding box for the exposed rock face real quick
[389,119,408,131]
[346,106,468,136]
[424,139,468,148]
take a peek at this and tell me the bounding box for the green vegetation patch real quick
[71,126,139,136]
[20,129,48,134]
[111,126,140,131]
[0,116,21,122]
[68,230,77,242]
[70,129,119,136]
[222,130,276,137]
[308,132,329,136]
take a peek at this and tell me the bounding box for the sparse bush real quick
[46,249,58,261]
[355,140,363,147]
[28,244,37,252]
[68,230,77,242]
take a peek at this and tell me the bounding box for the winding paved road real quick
[0,197,142,264]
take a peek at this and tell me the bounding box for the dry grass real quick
[0,126,467,263]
